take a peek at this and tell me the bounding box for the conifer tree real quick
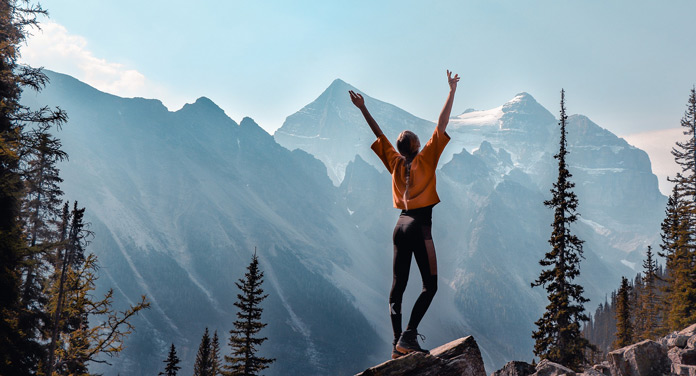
[159,343,181,376]
[224,252,274,376]
[531,89,592,370]
[637,246,660,339]
[661,87,696,332]
[44,203,149,374]
[0,1,67,373]
[613,277,633,348]
[195,327,214,376]
[212,330,222,376]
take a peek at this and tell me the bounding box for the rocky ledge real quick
[354,336,487,376]
[494,323,696,376]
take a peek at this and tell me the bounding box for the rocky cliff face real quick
[493,323,696,376]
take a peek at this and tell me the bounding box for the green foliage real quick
[613,277,633,349]
[660,88,696,333]
[212,330,222,376]
[223,252,274,376]
[636,246,661,340]
[44,203,150,375]
[531,90,592,371]
[159,343,181,376]
[0,1,67,373]
[194,327,214,376]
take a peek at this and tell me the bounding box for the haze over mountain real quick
[23,71,666,375]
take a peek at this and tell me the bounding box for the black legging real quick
[389,205,438,341]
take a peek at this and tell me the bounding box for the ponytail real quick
[396,130,419,211]
[403,157,413,210]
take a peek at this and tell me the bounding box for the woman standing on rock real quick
[349,70,459,358]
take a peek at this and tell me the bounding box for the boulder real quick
[492,360,535,376]
[354,336,486,376]
[590,362,611,376]
[579,369,606,376]
[679,324,696,337]
[672,364,696,376]
[669,347,696,366]
[689,335,696,350]
[668,335,691,349]
[607,339,670,376]
[532,359,576,376]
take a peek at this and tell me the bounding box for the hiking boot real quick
[391,340,406,359]
[396,329,429,354]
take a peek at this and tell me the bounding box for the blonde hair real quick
[396,131,419,210]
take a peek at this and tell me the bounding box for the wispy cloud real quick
[623,128,685,196]
[20,21,185,109]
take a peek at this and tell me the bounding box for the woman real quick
[349,70,459,359]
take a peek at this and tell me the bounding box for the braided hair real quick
[396,130,420,210]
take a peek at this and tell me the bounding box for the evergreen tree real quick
[44,203,149,374]
[613,277,633,348]
[0,1,67,373]
[531,89,592,371]
[159,343,181,376]
[212,330,222,376]
[224,252,274,376]
[195,327,214,376]
[637,246,660,339]
[661,87,696,332]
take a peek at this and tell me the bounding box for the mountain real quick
[23,72,667,374]
[274,78,434,184]
[276,82,666,367]
[23,71,386,375]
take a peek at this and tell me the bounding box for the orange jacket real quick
[371,129,450,210]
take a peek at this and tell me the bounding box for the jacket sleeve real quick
[419,129,451,167]
[371,134,401,174]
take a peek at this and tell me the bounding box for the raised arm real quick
[437,70,460,134]
[349,90,383,138]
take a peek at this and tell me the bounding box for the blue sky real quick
[22,0,696,194]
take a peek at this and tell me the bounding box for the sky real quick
[20,0,696,195]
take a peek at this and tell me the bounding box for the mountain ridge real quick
[24,70,667,375]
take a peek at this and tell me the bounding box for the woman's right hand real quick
[349,90,365,109]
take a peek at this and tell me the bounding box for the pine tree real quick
[224,251,274,376]
[212,330,222,376]
[44,203,149,374]
[613,277,633,348]
[195,327,214,376]
[18,131,67,352]
[637,246,660,339]
[159,343,181,376]
[531,89,592,371]
[661,87,696,332]
[0,1,67,373]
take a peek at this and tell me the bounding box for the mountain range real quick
[21,71,666,375]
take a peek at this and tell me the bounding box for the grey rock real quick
[492,360,535,376]
[591,363,611,376]
[608,339,670,376]
[688,335,696,350]
[672,364,696,376]
[668,335,691,349]
[679,324,696,337]
[669,347,696,366]
[355,336,486,376]
[533,359,576,376]
[579,369,606,376]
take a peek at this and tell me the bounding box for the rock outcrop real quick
[492,323,696,376]
[354,336,486,376]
